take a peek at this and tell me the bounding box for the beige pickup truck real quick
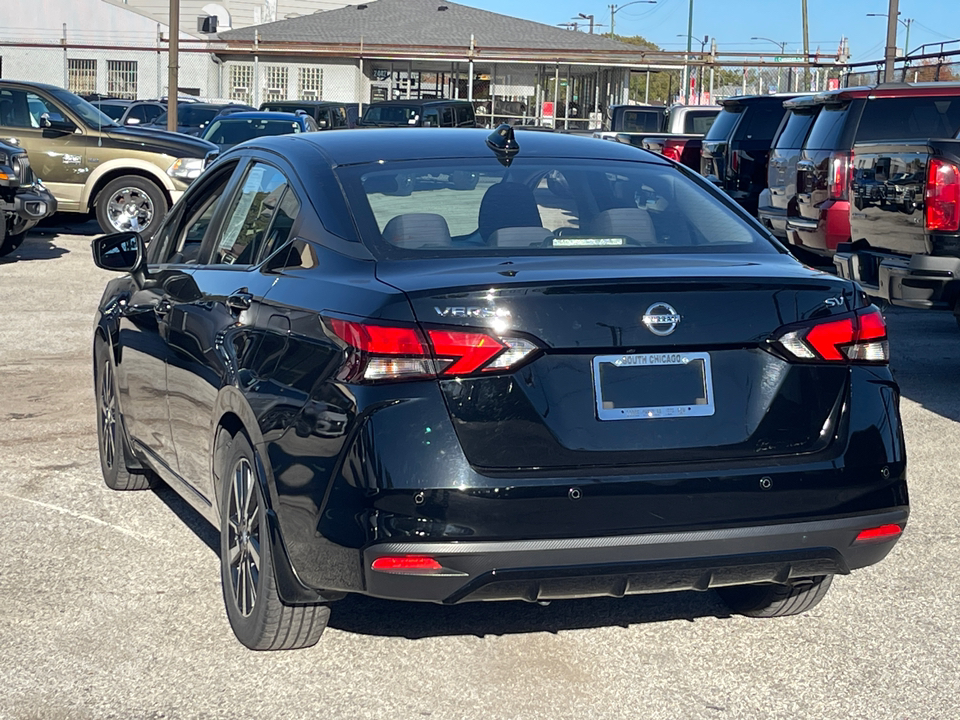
[0,80,216,237]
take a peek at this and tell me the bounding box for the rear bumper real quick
[757,201,787,238]
[834,245,960,310]
[788,200,850,255]
[363,509,908,603]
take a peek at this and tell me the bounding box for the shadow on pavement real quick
[150,478,735,638]
[0,234,70,263]
[152,483,219,554]
[886,306,960,423]
[327,589,733,639]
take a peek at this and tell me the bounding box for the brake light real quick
[775,306,889,364]
[828,151,853,200]
[662,138,687,163]
[326,317,538,382]
[925,157,960,232]
[854,524,902,544]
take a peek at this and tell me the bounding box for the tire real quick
[94,175,168,239]
[717,575,834,618]
[0,220,26,257]
[219,431,330,650]
[94,338,156,491]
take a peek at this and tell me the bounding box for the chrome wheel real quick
[227,457,261,618]
[98,359,117,471]
[106,187,155,232]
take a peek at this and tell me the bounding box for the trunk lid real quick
[378,255,857,471]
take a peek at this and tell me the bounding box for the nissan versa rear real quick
[91,128,908,650]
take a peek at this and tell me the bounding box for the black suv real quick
[758,96,820,241]
[0,139,57,256]
[701,94,798,216]
[359,99,477,128]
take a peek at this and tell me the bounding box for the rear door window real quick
[775,108,819,149]
[210,162,289,265]
[732,103,785,142]
[803,104,849,150]
[455,104,475,126]
[704,107,742,141]
[855,96,960,142]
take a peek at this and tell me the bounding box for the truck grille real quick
[11,154,34,186]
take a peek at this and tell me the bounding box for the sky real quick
[454,0,959,65]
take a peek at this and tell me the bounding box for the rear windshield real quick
[856,96,960,142]
[804,104,849,150]
[682,109,719,134]
[621,110,663,132]
[775,108,819,150]
[732,103,787,142]
[704,107,742,141]
[363,105,421,125]
[96,103,128,121]
[336,158,774,259]
[154,105,221,127]
[203,118,302,145]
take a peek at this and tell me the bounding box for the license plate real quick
[592,352,715,421]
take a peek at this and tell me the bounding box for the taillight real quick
[773,306,889,364]
[662,138,687,162]
[828,151,853,200]
[326,317,538,383]
[925,157,960,232]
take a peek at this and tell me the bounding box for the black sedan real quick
[91,127,909,650]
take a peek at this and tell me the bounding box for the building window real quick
[298,67,322,100]
[230,64,253,105]
[107,60,137,100]
[263,66,288,103]
[68,59,97,96]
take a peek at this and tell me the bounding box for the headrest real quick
[586,207,658,246]
[381,213,452,249]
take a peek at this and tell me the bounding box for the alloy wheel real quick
[98,359,117,471]
[227,457,261,617]
[106,187,155,232]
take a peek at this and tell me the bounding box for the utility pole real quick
[578,13,595,34]
[801,0,809,91]
[883,0,900,81]
[683,0,693,103]
[167,0,179,133]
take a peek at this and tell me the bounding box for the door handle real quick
[227,290,253,313]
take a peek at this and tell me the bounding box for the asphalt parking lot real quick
[1,222,959,720]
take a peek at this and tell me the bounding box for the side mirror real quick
[40,112,76,133]
[316,118,329,129]
[91,232,146,274]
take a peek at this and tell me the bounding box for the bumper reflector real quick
[854,524,903,544]
[371,555,445,574]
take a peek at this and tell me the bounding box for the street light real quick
[678,34,708,102]
[578,13,596,34]
[751,36,787,92]
[867,13,912,56]
[607,1,657,38]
